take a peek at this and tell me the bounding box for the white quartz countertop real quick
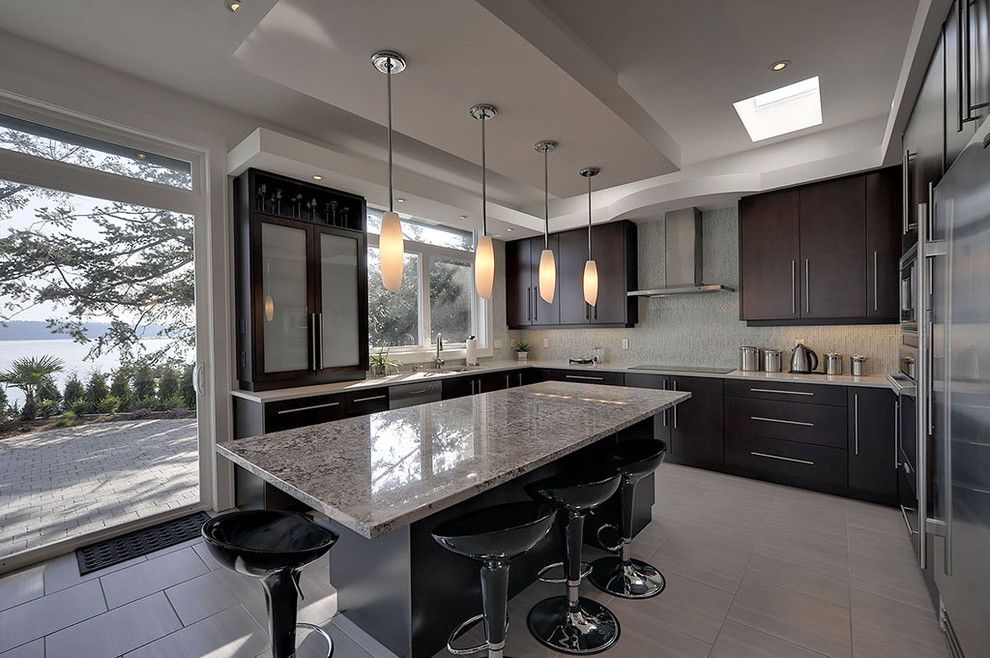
[218,381,688,539]
[231,359,892,403]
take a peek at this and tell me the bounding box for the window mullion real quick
[420,251,432,348]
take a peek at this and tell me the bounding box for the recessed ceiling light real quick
[506,227,514,232]
[312,175,323,181]
[770,59,790,72]
[459,214,468,220]
[224,0,241,12]
[397,197,407,203]
[733,75,822,142]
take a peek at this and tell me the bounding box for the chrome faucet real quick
[432,333,445,368]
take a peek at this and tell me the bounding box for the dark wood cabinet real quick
[623,373,672,445]
[234,169,368,391]
[946,1,978,169]
[739,189,801,321]
[668,376,724,468]
[739,168,900,326]
[848,387,898,502]
[866,168,902,320]
[506,221,637,329]
[799,176,867,319]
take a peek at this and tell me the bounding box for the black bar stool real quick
[432,501,556,658]
[202,510,338,658]
[589,439,667,599]
[526,467,622,655]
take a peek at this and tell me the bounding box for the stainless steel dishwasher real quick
[389,380,443,409]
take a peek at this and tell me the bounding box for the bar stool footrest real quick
[536,561,592,584]
[446,613,511,656]
[296,622,334,658]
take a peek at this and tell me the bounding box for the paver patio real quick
[0,418,198,560]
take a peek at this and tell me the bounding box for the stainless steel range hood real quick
[628,207,734,298]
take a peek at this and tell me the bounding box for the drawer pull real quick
[749,388,814,397]
[353,394,387,403]
[750,415,815,427]
[750,451,814,466]
[565,374,605,381]
[277,401,340,414]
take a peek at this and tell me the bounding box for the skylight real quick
[733,76,823,142]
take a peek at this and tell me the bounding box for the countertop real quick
[218,381,689,538]
[231,359,892,403]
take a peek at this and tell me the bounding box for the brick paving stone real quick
[0,419,199,560]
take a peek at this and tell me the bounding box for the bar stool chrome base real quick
[588,555,665,599]
[527,596,619,655]
[294,622,333,658]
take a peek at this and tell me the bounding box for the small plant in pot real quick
[513,340,530,362]
[370,347,401,377]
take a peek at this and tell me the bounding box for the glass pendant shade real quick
[539,248,556,303]
[475,234,495,299]
[583,259,599,306]
[264,295,275,322]
[380,210,405,292]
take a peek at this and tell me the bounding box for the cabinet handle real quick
[749,387,814,396]
[902,149,916,235]
[660,379,668,427]
[671,379,679,429]
[751,415,815,427]
[791,259,797,315]
[873,250,879,312]
[894,399,900,469]
[352,394,387,403]
[527,287,532,322]
[277,401,340,414]
[309,313,318,372]
[505,374,510,388]
[751,451,814,466]
[518,373,523,387]
[853,393,860,455]
[804,258,810,314]
[565,374,604,381]
[470,379,476,395]
[318,312,325,370]
[594,304,597,320]
[534,287,538,322]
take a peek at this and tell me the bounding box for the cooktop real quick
[628,365,735,375]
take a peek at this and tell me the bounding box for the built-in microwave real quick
[900,243,918,333]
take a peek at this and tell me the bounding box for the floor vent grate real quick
[75,511,211,575]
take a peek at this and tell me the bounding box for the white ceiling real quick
[0,0,924,227]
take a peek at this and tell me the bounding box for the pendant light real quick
[534,140,558,303]
[579,166,600,306]
[470,104,498,299]
[371,50,407,292]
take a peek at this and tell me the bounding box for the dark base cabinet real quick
[724,433,848,491]
[668,376,724,468]
[848,387,898,503]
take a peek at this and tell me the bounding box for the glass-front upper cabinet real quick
[234,169,368,391]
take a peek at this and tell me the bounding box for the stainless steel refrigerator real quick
[925,132,990,657]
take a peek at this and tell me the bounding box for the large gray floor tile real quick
[0,639,43,658]
[42,550,147,595]
[746,552,851,608]
[0,579,106,651]
[754,525,850,577]
[729,574,852,657]
[651,524,753,593]
[849,589,947,657]
[165,569,261,627]
[711,620,828,658]
[0,566,43,612]
[45,591,181,658]
[607,571,733,644]
[100,546,208,609]
[125,605,269,658]
[849,546,933,611]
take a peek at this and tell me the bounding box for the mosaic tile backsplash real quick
[503,206,901,377]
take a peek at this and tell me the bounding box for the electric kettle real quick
[790,343,819,373]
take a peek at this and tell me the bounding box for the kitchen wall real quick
[508,206,901,376]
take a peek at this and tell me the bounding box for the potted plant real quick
[513,340,530,362]
[370,347,401,377]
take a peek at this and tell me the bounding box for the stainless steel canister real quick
[763,349,782,372]
[851,355,867,376]
[739,346,761,372]
[825,352,843,375]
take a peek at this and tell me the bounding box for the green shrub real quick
[63,374,84,411]
[37,376,62,405]
[132,364,155,400]
[84,372,109,413]
[37,399,61,418]
[157,367,179,403]
[55,411,76,427]
[97,395,120,414]
[70,400,88,415]
[109,369,133,411]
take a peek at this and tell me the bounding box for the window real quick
[366,209,484,352]
[732,76,822,142]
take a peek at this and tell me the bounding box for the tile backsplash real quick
[505,206,900,376]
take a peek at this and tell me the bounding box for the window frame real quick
[366,212,491,361]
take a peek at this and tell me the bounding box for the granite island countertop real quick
[218,381,689,539]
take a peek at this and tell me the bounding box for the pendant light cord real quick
[587,172,593,258]
[543,147,549,249]
[387,58,394,213]
[481,115,487,237]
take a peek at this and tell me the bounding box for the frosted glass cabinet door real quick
[320,231,361,367]
[261,222,310,373]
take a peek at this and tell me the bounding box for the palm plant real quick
[0,355,65,420]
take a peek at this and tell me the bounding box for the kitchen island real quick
[218,380,688,657]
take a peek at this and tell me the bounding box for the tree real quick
[0,127,194,365]
[0,355,64,420]
[179,363,196,409]
[84,372,109,414]
[157,366,179,407]
[109,368,133,411]
[62,373,84,410]
[0,387,8,421]
[132,362,155,403]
